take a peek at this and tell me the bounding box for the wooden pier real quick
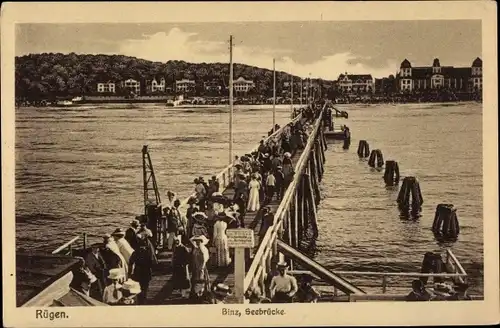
[48,102,475,305]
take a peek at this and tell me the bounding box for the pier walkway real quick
[146,114,308,304]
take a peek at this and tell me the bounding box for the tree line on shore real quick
[15,53,328,101]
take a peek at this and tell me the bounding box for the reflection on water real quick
[15,102,483,294]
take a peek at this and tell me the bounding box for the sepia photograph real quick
[2,2,498,327]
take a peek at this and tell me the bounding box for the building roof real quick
[472,57,482,67]
[233,77,254,84]
[16,253,81,307]
[338,74,373,81]
[176,79,195,84]
[411,67,433,79]
[409,66,472,79]
[400,59,412,68]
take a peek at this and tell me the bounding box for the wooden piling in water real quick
[432,204,460,239]
[397,176,423,217]
[357,140,370,158]
[368,149,384,168]
[383,160,400,186]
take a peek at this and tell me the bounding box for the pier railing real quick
[244,106,325,293]
[288,248,468,297]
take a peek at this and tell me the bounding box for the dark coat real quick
[100,247,122,273]
[125,228,140,250]
[84,251,107,286]
[129,247,153,283]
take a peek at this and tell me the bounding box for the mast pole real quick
[290,73,294,115]
[300,78,303,105]
[273,58,276,131]
[229,35,234,165]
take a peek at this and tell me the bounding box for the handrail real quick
[244,105,326,291]
[446,249,467,275]
[329,271,467,277]
[51,236,80,255]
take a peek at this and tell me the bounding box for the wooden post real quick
[286,208,292,246]
[316,140,324,179]
[293,191,299,248]
[298,174,305,245]
[307,170,319,238]
[83,233,87,250]
[302,173,310,230]
[227,229,254,303]
[234,248,246,303]
[309,158,321,207]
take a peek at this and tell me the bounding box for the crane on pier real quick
[142,145,162,211]
[142,145,164,247]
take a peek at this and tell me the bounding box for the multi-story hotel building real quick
[175,79,196,94]
[233,77,255,94]
[336,74,374,94]
[397,57,482,93]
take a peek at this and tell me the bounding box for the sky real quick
[16,21,482,79]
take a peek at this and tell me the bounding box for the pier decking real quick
[146,141,306,305]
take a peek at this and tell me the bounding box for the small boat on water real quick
[55,100,82,108]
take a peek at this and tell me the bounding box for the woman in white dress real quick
[247,175,261,212]
[212,218,231,267]
[111,228,135,265]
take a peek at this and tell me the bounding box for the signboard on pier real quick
[227,229,254,248]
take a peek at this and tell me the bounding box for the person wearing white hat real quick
[270,261,298,303]
[117,279,141,305]
[212,283,232,304]
[102,268,124,305]
[190,235,210,292]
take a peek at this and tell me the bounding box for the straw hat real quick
[103,233,111,240]
[111,228,125,237]
[130,219,139,228]
[213,283,232,297]
[108,268,125,280]
[284,152,291,158]
[190,235,209,246]
[193,211,208,220]
[121,279,141,295]
[277,261,289,269]
[263,153,270,158]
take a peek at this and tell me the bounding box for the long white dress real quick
[106,240,129,280]
[213,220,231,267]
[247,179,261,211]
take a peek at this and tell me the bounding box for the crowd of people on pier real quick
[68,105,327,305]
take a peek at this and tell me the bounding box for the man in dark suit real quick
[125,219,140,250]
[84,243,108,301]
[233,173,248,202]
